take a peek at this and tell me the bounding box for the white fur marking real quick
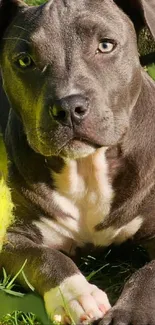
[114,216,143,244]
[34,218,77,255]
[94,216,143,247]
[51,148,114,245]
[44,274,111,324]
[34,149,143,251]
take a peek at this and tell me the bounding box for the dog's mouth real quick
[35,120,127,158]
[71,137,101,148]
[58,136,102,158]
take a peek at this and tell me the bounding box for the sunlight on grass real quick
[25,0,47,5]
[147,64,155,80]
[1,311,42,325]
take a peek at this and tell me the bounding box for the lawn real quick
[0,0,155,324]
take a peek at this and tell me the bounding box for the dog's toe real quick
[91,285,111,314]
[54,289,110,324]
[76,292,104,322]
[44,274,111,324]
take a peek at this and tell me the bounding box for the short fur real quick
[1,0,155,324]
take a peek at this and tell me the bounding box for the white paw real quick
[44,274,111,324]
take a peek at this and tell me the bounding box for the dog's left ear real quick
[114,0,155,38]
[0,0,27,41]
[141,0,155,38]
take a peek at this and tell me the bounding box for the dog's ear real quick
[141,0,155,38]
[0,0,27,40]
[114,0,155,38]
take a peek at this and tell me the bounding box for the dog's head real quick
[0,0,154,158]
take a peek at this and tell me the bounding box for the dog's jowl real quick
[0,0,155,324]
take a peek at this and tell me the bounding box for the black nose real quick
[50,95,89,126]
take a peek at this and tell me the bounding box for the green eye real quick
[17,55,33,69]
[97,39,116,54]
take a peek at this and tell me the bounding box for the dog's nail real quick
[88,312,94,319]
[80,314,90,321]
[99,304,106,313]
[99,304,107,314]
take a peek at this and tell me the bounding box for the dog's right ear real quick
[0,0,27,41]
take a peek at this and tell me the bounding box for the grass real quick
[25,0,46,5]
[0,0,155,324]
[147,64,155,80]
[1,311,42,325]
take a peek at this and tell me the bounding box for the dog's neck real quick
[44,144,123,180]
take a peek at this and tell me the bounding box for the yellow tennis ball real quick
[0,134,14,251]
[0,176,14,250]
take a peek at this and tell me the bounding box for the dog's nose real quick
[50,95,89,126]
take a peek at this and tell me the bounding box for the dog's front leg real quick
[98,257,155,325]
[1,232,110,324]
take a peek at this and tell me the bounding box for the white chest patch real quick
[34,148,142,253]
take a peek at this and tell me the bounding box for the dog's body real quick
[1,0,155,324]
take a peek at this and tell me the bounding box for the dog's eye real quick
[17,54,34,69]
[97,40,116,54]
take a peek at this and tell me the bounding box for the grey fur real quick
[0,0,155,324]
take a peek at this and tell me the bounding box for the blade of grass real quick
[86,263,109,281]
[59,287,76,325]
[6,259,27,290]
[22,271,35,292]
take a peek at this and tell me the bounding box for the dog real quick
[0,0,155,324]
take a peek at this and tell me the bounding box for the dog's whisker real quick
[41,65,48,74]
[13,25,29,32]
[55,139,71,155]
[2,37,30,44]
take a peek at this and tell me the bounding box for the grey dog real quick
[0,0,155,324]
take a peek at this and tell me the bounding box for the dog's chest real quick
[34,148,142,253]
[45,148,117,248]
[54,149,113,239]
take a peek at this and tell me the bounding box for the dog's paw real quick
[44,274,111,324]
[97,262,155,325]
[97,305,155,325]
[96,307,135,325]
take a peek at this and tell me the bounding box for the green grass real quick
[25,0,46,5]
[147,64,155,80]
[1,311,41,325]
